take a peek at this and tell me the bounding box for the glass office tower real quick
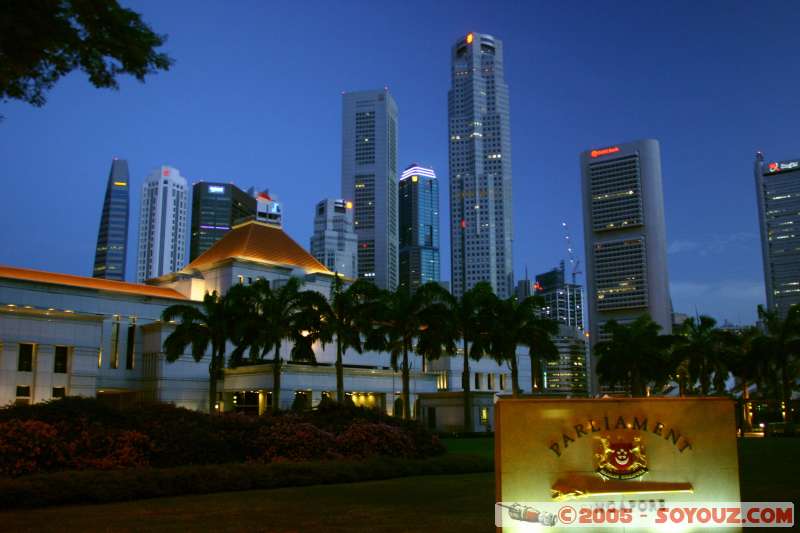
[92,158,130,281]
[399,164,440,292]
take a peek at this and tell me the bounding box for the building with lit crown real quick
[137,166,189,282]
[755,152,800,317]
[1,217,534,430]
[399,164,440,292]
[341,88,399,289]
[448,31,514,298]
[310,199,357,279]
[92,158,130,281]
[581,139,672,394]
[190,182,256,261]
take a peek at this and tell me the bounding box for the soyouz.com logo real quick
[495,502,794,528]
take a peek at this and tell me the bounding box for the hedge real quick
[0,453,493,510]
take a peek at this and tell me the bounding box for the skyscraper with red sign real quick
[581,139,672,393]
[755,151,800,317]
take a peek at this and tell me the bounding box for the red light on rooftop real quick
[466,32,474,44]
[162,168,170,176]
[769,162,780,172]
[534,281,543,291]
[590,146,621,158]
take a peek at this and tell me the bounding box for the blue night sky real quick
[1,0,798,325]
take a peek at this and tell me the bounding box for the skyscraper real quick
[137,166,189,281]
[341,88,399,290]
[535,262,584,330]
[190,182,256,261]
[581,140,672,391]
[448,32,514,298]
[399,164,440,292]
[310,198,357,279]
[755,152,800,317]
[92,158,130,281]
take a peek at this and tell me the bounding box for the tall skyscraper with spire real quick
[92,158,130,281]
[448,32,514,298]
[136,165,189,281]
[341,88,399,290]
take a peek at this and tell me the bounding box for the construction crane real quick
[561,221,583,284]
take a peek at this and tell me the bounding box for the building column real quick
[311,390,322,408]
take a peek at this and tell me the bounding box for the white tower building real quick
[341,88,399,289]
[137,165,189,281]
[310,199,357,279]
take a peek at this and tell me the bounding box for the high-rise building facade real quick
[190,182,256,261]
[310,199,357,279]
[399,164,440,292]
[137,166,189,281]
[341,88,399,289]
[755,152,800,317]
[92,158,130,281]
[448,32,514,298]
[535,262,584,330]
[581,140,672,392]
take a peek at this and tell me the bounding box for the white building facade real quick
[1,220,533,430]
[137,166,189,282]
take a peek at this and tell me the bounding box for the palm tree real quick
[448,283,496,431]
[162,291,231,413]
[316,275,380,403]
[752,305,800,422]
[489,296,558,397]
[594,314,673,397]
[724,326,764,431]
[523,300,560,394]
[672,315,730,395]
[232,278,323,414]
[366,282,452,420]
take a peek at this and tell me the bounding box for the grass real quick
[0,473,497,533]
[440,437,495,460]
[0,437,797,532]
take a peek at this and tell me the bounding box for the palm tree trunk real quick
[462,338,473,432]
[742,379,751,432]
[781,361,792,423]
[208,347,218,414]
[510,353,521,397]
[631,365,644,397]
[336,336,344,403]
[402,341,411,420]
[529,353,542,394]
[678,373,686,397]
[272,343,282,414]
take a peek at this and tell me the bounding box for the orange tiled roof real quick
[0,265,188,300]
[185,220,332,275]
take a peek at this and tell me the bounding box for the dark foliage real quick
[0,453,492,510]
[0,0,172,109]
[0,397,444,476]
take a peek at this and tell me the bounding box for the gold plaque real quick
[495,397,741,532]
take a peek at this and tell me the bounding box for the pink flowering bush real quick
[336,422,415,459]
[248,419,339,463]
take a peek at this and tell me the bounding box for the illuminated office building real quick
[92,158,130,281]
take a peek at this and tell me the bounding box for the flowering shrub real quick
[0,398,444,476]
[249,419,339,463]
[0,420,68,477]
[336,421,415,459]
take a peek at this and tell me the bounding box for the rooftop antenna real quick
[561,221,583,284]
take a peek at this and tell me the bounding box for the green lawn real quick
[0,473,496,533]
[0,437,797,532]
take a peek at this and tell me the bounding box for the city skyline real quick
[1,1,796,324]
